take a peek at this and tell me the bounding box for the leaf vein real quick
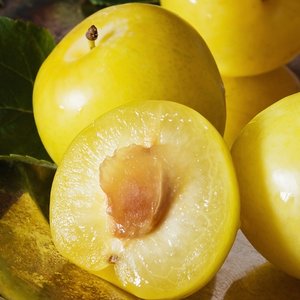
[0,61,34,84]
[20,48,35,83]
[0,107,33,114]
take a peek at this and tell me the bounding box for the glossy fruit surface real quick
[160,0,300,77]
[231,93,300,279]
[223,66,300,148]
[50,100,240,300]
[33,3,225,165]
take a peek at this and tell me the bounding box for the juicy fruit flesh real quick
[50,101,240,299]
[100,144,171,239]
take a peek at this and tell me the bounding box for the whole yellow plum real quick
[231,92,300,279]
[161,0,300,77]
[224,66,300,148]
[33,3,225,165]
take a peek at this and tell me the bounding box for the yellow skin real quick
[224,66,300,149]
[50,100,240,300]
[33,3,225,165]
[231,92,300,280]
[160,0,300,77]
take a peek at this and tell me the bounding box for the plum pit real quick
[100,144,171,239]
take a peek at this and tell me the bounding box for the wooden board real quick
[186,230,300,300]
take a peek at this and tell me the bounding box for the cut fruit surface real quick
[50,100,240,299]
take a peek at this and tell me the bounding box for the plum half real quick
[50,100,240,299]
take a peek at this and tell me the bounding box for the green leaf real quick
[89,0,160,6]
[0,17,56,162]
[0,155,56,221]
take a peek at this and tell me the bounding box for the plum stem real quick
[86,25,98,50]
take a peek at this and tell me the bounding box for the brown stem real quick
[86,25,98,50]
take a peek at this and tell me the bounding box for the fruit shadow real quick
[183,276,217,300]
[223,261,300,300]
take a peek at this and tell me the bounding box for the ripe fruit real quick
[223,66,300,148]
[231,92,300,279]
[160,0,300,77]
[33,3,225,165]
[50,100,240,299]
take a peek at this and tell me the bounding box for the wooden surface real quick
[1,1,300,299]
[185,230,300,299]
